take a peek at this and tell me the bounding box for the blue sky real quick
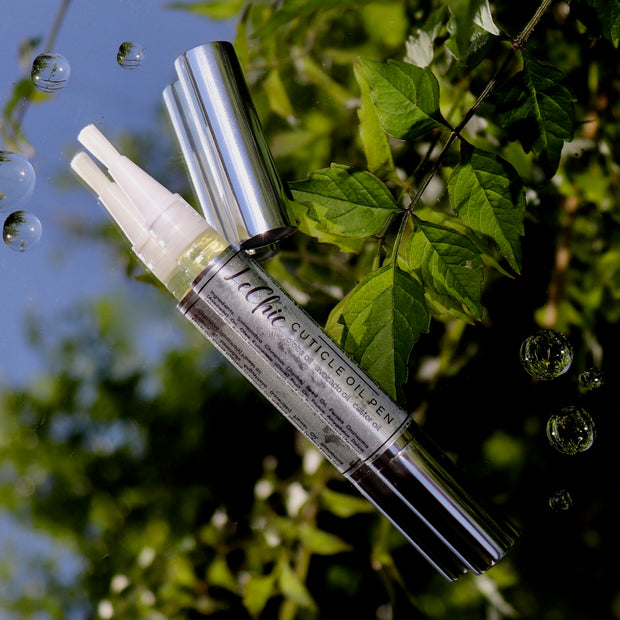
[0,2,236,615]
[0,1,236,385]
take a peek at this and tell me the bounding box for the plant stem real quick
[392,0,555,261]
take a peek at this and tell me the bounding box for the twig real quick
[391,0,555,262]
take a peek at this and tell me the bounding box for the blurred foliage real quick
[2,0,620,619]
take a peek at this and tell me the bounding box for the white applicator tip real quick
[77,124,120,169]
[70,151,111,196]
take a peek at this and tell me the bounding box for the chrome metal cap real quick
[164,41,296,255]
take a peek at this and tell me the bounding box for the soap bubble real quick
[578,368,604,392]
[117,42,145,69]
[546,406,595,455]
[0,152,35,208]
[3,210,42,252]
[549,489,573,511]
[520,330,573,380]
[31,52,70,92]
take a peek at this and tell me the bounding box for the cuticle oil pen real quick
[72,124,517,582]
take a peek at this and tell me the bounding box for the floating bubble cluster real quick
[546,406,595,455]
[3,210,42,252]
[0,151,36,209]
[520,329,573,380]
[578,368,604,392]
[31,52,70,92]
[117,42,145,69]
[549,489,573,511]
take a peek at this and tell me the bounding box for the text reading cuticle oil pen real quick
[73,124,517,582]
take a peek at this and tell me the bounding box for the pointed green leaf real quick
[405,8,445,68]
[495,55,575,177]
[338,265,430,400]
[288,201,367,253]
[361,59,448,140]
[406,217,483,320]
[445,20,496,69]
[298,523,353,555]
[354,64,399,183]
[289,164,399,241]
[277,559,317,610]
[473,0,501,35]
[206,556,239,592]
[320,487,375,518]
[447,0,498,61]
[243,573,276,617]
[263,68,294,118]
[448,146,525,273]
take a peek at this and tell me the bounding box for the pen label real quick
[179,249,409,473]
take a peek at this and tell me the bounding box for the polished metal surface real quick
[167,41,295,251]
[352,422,518,579]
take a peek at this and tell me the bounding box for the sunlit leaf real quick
[263,68,294,119]
[353,64,398,183]
[405,8,445,68]
[206,556,238,592]
[406,217,484,321]
[336,265,430,400]
[277,559,317,610]
[289,164,400,242]
[298,523,352,555]
[495,54,575,177]
[320,487,374,518]
[448,145,525,273]
[288,201,367,253]
[361,58,448,140]
[242,573,276,617]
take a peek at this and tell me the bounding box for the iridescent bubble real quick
[31,52,70,92]
[549,489,573,511]
[0,152,35,209]
[546,406,595,455]
[3,210,42,252]
[117,42,145,69]
[578,368,604,392]
[520,330,573,380]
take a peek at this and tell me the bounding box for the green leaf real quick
[243,573,276,618]
[289,164,400,240]
[206,556,238,592]
[298,523,353,555]
[404,8,445,68]
[584,0,620,46]
[254,0,369,36]
[263,68,294,119]
[447,146,525,273]
[406,217,484,321]
[353,63,398,183]
[166,0,246,20]
[445,21,496,69]
[447,0,495,59]
[320,487,374,518]
[361,58,448,140]
[277,558,317,610]
[337,265,430,400]
[495,55,575,177]
[473,0,501,36]
[288,201,367,253]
